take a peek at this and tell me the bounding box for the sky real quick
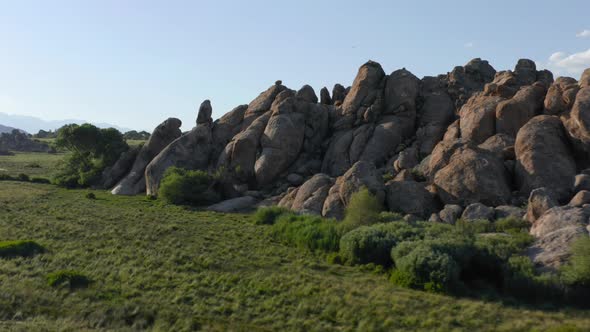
[1,1,590,131]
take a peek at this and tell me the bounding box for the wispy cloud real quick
[576,29,590,38]
[542,48,590,77]
[464,42,474,48]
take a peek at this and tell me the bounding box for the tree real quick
[53,124,128,188]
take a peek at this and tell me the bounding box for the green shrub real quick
[47,270,92,289]
[377,211,404,223]
[561,237,590,287]
[159,167,220,206]
[0,240,45,258]
[494,217,530,233]
[0,174,14,181]
[391,244,460,292]
[475,232,534,261]
[253,206,291,225]
[270,214,340,252]
[340,222,422,265]
[85,192,96,199]
[339,188,382,234]
[455,219,493,235]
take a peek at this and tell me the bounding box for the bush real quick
[0,174,14,181]
[391,244,460,292]
[253,206,291,225]
[340,222,422,266]
[85,192,96,199]
[0,240,45,258]
[339,188,382,234]
[561,237,590,287]
[47,270,92,289]
[158,167,220,206]
[270,214,340,252]
[494,217,530,233]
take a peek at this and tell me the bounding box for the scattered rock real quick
[207,196,258,213]
[461,203,495,221]
[526,187,559,223]
[385,180,440,218]
[439,204,464,224]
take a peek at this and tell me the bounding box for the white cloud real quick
[464,42,474,48]
[544,48,590,77]
[576,29,590,38]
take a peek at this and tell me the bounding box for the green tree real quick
[53,124,128,188]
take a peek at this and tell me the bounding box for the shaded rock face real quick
[101,145,141,189]
[563,86,590,167]
[544,77,579,116]
[461,203,495,221]
[386,180,440,218]
[515,115,576,202]
[526,187,559,223]
[495,84,547,137]
[278,173,334,215]
[112,118,182,195]
[459,95,504,144]
[445,58,496,108]
[433,145,512,206]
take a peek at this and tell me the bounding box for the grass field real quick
[1,153,590,331]
[0,152,65,178]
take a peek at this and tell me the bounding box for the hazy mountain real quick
[0,113,133,134]
[0,124,20,134]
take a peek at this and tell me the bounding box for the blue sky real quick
[1,0,589,131]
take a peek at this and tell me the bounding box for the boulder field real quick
[104,58,590,271]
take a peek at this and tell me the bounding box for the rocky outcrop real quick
[111,118,182,195]
[0,130,54,153]
[102,58,590,273]
[515,115,576,202]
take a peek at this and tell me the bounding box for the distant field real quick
[0,151,65,178]
[126,139,147,147]
[0,152,589,330]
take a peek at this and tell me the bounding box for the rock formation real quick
[105,58,590,271]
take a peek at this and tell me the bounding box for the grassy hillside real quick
[1,153,590,331]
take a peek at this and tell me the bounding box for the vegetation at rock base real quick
[52,123,128,188]
[47,270,92,289]
[562,237,590,287]
[1,145,590,331]
[158,167,220,206]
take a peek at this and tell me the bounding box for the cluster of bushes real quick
[0,172,50,184]
[53,124,128,188]
[47,270,92,289]
[158,167,220,206]
[255,188,590,306]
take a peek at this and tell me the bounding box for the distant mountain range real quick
[0,112,133,134]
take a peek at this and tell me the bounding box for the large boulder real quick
[526,187,559,223]
[527,226,589,271]
[112,118,182,195]
[433,146,512,206]
[439,204,464,224]
[459,95,504,144]
[563,86,590,167]
[385,180,439,218]
[255,98,306,186]
[278,173,334,215]
[478,134,515,160]
[101,145,141,189]
[322,161,385,220]
[241,82,286,128]
[461,203,495,221]
[495,84,546,137]
[217,112,271,182]
[145,124,213,196]
[530,205,590,238]
[515,115,576,202]
[544,77,579,116]
[416,77,455,157]
[494,205,525,220]
[210,104,248,161]
[445,58,496,108]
